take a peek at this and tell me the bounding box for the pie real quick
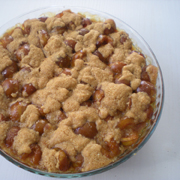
[0,9,158,173]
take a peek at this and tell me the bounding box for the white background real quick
[0,0,180,180]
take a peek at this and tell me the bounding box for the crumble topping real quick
[81,141,112,172]
[126,92,151,123]
[13,128,39,155]
[0,46,12,73]
[0,121,11,144]
[0,9,158,173]
[99,82,132,118]
[20,105,40,128]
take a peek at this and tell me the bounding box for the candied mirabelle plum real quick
[74,122,98,139]
[51,26,67,35]
[2,78,19,98]
[130,50,145,58]
[0,114,8,122]
[117,117,135,130]
[55,9,72,18]
[79,28,89,36]
[92,89,105,102]
[73,153,84,171]
[71,50,86,66]
[30,144,42,165]
[80,100,92,107]
[64,39,77,51]
[116,79,130,86]
[121,130,139,146]
[72,50,85,61]
[58,112,67,122]
[104,115,113,122]
[103,19,116,35]
[120,34,128,44]
[96,35,113,48]
[93,50,107,64]
[38,107,46,117]
[104,27,115,35]
[22,24,31,35]
[82,18,92,27]
[38,17,48,22]
[114,74,130,86]
[2,61,18,78]
[101,139,120,158]
[56,148,71,172]
[38,29,49,47]
[22,83,36,97]
[5,126,20,147]
[145,105,154,119]
[9,101,27,121]
[137,81,156,97]
[21,143,42,165]
[15,44,30,61]
[56,56,71,68]
[141,66,150,82]
[32,119,48,135]
[109,62,126,74]
[0,33,13,48]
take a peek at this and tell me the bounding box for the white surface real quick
[0,0,180,180]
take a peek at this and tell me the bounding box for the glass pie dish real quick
[0,6,164,178]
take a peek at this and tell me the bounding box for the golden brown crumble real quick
[0,9,158,173]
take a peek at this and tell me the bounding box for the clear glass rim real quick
[0,5,164,178]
